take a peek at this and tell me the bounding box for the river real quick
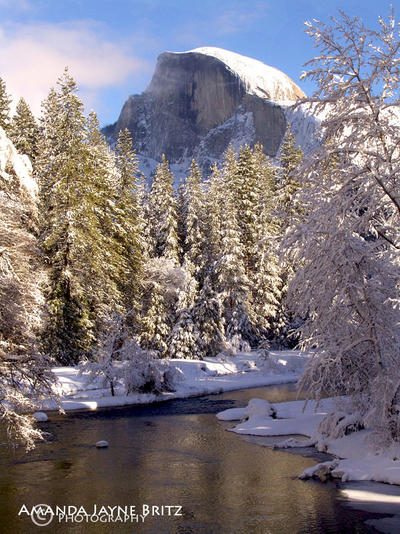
[0,384,382,533]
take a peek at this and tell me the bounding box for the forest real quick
[1,10,400,455]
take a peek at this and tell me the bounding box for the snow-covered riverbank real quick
[217,396,400,488]
[42,350,308,412]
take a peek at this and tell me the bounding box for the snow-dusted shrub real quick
[84,312,183,395]
[318,412,364,440]
[143,257,189,310]
[258,340,270,360]
[82,313,123,396]
[121,340,181,394]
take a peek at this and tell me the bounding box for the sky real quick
[0,0,392,126]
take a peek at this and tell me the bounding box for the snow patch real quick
[180,47,305,103]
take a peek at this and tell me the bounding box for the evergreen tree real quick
[10,98,39,163]
[136,171,152,261]
[140,282,169,356]
[167,309,201,359]
[176,179,187,265]
[192,277,225,357]
[114,128,144,319]
[183,160,206,283]
[278,124,304,224]
[148,155,179,263]
[204,163,225,275]
[233,144,260,276]
[212,162,251,348]
[37,70,122,364]
[249,145,286,343]
[0,77,11,132]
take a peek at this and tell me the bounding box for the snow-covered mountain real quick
[104,47,320,179]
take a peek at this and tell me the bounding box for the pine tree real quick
[148,155,179,263]
[9,98,39,163]
[167,309,201,359]
[38,70,122,364]
[0,77,11,132]
[140,282,169,356]
[114,128,144,319]
[212,157,251,348]
[183,160,206,283]
[192,277,225,357]
[233,144,260,276]
[249,144,286,343]
[277,124,303,225]
[176,180,187,265]
[136,171,152,261]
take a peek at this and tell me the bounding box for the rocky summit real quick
[105,47,312,178]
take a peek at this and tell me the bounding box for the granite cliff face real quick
[106,47,310,177]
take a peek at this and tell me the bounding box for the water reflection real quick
[0,385,380,533]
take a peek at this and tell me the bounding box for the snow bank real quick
[217,396,400,487]
[44,350,309,413]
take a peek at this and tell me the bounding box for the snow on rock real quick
[243,398,276,419]
[33,411,48,422]
[299,460,340,482]
[0,126,37,197]
[95,440,109,448]
[184,47,305,103]
[283,102,323,154]
[216,407,246,421]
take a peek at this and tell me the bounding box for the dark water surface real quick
[0,384,381,534]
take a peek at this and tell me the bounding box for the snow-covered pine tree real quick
[0,126,53,449]
[192,277,225,358]
[10,98,40,164]
[140,282,169,356]
[233,144,260,277]
[277,124,304,226]
[136,171,152,261]
[0,77,11,132]
[176,179,187,265]
[212,151,251,349]
[114,128,144,320]
[167,309,201,359]
[38,70,121,364]
[204,163,224,272]
[183,160,207,283]
[285,10,400,442]
[148,155,179,263]
[247,145,286,343]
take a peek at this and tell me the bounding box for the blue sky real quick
[0,0,391,126]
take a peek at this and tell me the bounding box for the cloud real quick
[0,20,150,115]
[0,0,35,11]
[214,2,268,35]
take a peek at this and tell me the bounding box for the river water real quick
[0,384,381,533]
